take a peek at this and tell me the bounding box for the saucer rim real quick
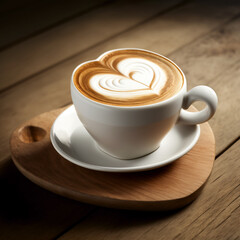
[50,106,200,172]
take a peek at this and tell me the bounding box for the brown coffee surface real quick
[73,49,184,106]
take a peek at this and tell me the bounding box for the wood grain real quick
[1,1,240,162]
[0,0,107,50]
[10,106,215,211]
[57,140,240,240]
[0,0,182,91]
[195,61,240,153]
[169,19,240,152]
[0,2,190,239]
[0,107,95,240]
[1,0,239,239]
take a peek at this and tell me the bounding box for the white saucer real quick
[50,106,200,172]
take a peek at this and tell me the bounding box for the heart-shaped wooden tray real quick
[10,106,215,211]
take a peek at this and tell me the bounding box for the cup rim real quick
[71,48,187,110]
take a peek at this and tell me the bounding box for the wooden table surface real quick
[0,0,239,239]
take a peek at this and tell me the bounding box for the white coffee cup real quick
[71,49,217,159]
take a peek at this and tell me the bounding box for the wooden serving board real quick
[10,106,215,211]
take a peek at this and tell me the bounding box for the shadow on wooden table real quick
[0,159,93,237]
[0,158,186,223]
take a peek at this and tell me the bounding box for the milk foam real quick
[73,49,183,106]
[89,58,167,100]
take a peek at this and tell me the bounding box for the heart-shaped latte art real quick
[74,49,183,106]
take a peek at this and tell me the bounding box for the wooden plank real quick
[0,0,108,49]
[0,0,182,91]
[206,62,240,154]
[0,160,95,240]
[168,24,240,152]
[56,140,240,240]
[0,1,240,162]
[0,3,239,239]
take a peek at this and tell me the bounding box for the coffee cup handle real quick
[178,85,218,125]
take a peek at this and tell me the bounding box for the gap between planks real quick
[40,138,239,239]
[216,136,240,159]
[54,140,240,240]
[0,0,239,239]
[1,1,240,162]
[0,0,185,91]
[51,136,240,238]
[0,0,188,93]
[52,207,98,240]
[0,0,112,51]
[1,0,240,94]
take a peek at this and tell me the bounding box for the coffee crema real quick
[73,49,184,106]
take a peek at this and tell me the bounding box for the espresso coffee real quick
[73,49,184,106]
